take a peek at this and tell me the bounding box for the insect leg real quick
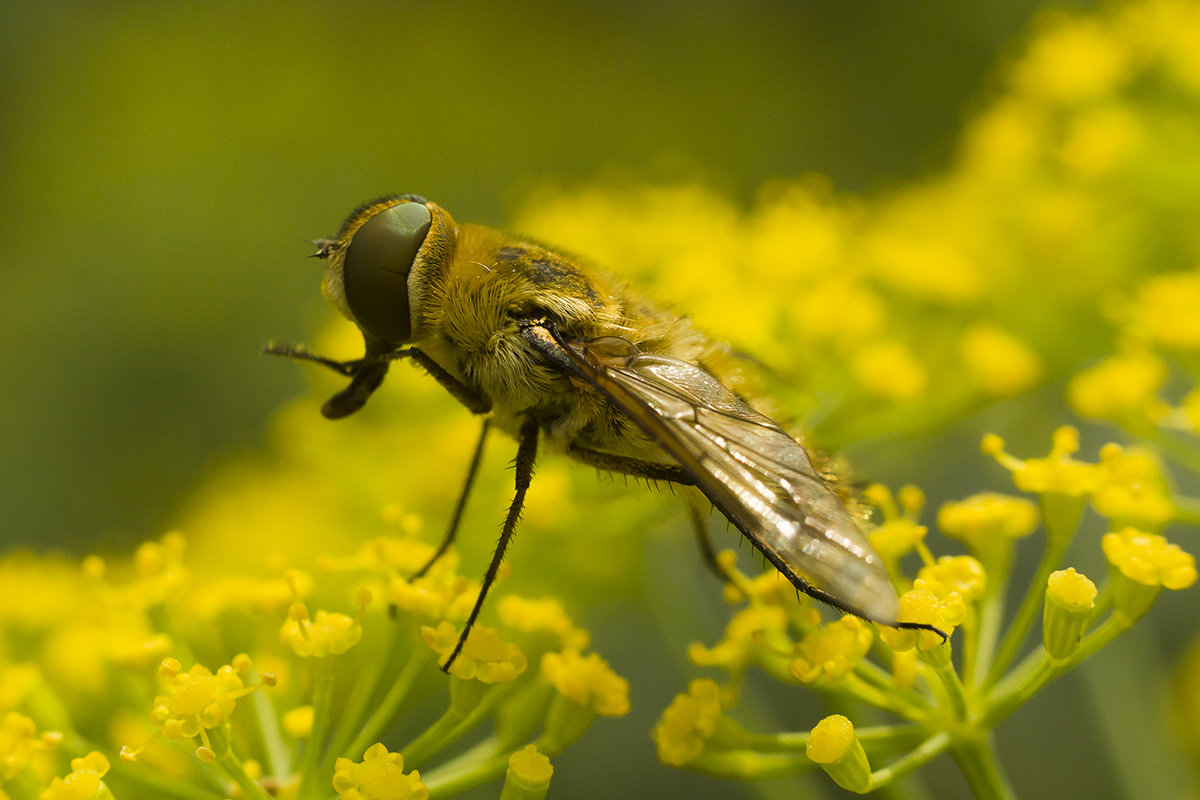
[566,445,693,485]
[395,348,492,415]
[686,496,734,583]
[410,417,491,580]
[263,342,390,418]
[441,418,539,672]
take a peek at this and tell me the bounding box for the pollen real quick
[652,679,725,767]
[421,621,527,683]
[789,613,874,684]
[279,602,364,659]
[1102,528,1197,590]
[332,742,428,800]
[866,484,930,562]
[133,655,267,761]
[688,604,790,675]
[541,649,630,717]
[915,556,987,604]
[880,589,964,652]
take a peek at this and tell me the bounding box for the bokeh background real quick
[8,2,1195,799]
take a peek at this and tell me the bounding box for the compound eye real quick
[343,201,433,345]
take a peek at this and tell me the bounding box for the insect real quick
[267,194,945,669]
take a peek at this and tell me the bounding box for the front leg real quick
[265,342,492,418]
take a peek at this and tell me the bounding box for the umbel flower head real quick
[0,528,629,799]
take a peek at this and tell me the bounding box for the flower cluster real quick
[643,1,1200,796]
[0,530,626,799]
[652,428,1195,795]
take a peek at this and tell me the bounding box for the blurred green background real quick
[10,2,1168,799]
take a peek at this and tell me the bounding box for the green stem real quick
[948,735,1015,800]
[341,645,432,762]
[216,749,273,800]
[1170,495,1200,523]
[296,665,335,800]
[419,735,508,796]
[399,706,470,768]
[985,534,1070,688]
[1139,423,1200,475]
[737,723,926,754]
[984,613,1131,727]
[841,672,931,721]
[683,750,813,781]
[324,618,399,766]
[930,654,971,722]
[870,732,952,789]
[249,686,292,780]
[972,570,1010,689]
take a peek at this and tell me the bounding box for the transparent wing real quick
[526,325,899,625]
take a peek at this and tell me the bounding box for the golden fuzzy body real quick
[322,197,749,466]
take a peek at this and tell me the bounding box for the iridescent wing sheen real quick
[525,324,900,625]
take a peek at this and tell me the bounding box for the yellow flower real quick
[1044,568,1097,660]
[982,427,1101,496]
[39,751,110,800]
[880,589,965,652]
[807,715,871,793]
[1102,528,1197,590]
[388,571,477,622]
[505,745,553,796]
[421,621,527,683]
[1057,104,1143,178]
[282,705,314,739]
[1067,350,1168,422]
[1093,445,1175,528]
[915,556,987,605]
[865,484,929,563]
[688,604,790,675]
[332,742,427,800]
[0,711,60,780]
[541,650,630,717]
[125,655,270,763]
[789,612,873,684]
[652,679,725,767]
[1122,269,1200,350]
[280,601,364,659]
[937,493,1038,561]
[1013,13,1134,103]
[959,323,1042,396]
[497,595,590,652]
[851,339,929,401]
